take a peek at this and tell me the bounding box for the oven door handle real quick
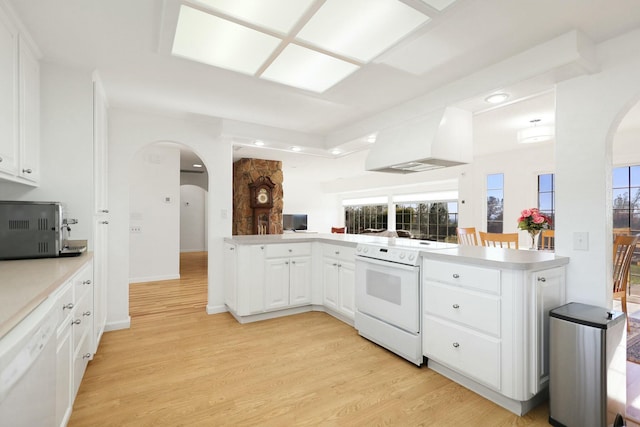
[355,256,419,271]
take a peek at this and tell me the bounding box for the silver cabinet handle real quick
[100,209,109,213]
[260,246,264,250]
[537,277,546,282]
[229,247,235,251]
[335,251,340,255]
[83,279,92,285]
[72,319,81,325]
[288,249,293,253]
[285,261,289,265]
[337,264,342,268]
[83,353,92,359]
[453,273,460,279]
[63,303,74,310]
[22,168,32,174]
[0,156,3,162]
[452,304,460,309]
[452,342,460,348]
[332,263,338,266]
[291,261,296,264]
[83,311,91,316]
[101,221,109,224]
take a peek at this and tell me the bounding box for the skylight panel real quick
[192,0,315,34]
[296,0,430,63]
[261,44,360,93]
[418,0,458,12]
[172,5,281,75]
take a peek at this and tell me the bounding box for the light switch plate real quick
[573,231,589,250]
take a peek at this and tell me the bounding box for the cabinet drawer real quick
[55,281,74,330]
[72,291,92,347]
[424,316,501,390]
[424,282,501,336]
[322,244,355,261]
[423,260,500,294]
[265,243,312,258]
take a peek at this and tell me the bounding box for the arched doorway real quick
[128,142,209,316]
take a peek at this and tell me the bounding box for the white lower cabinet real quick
[422,258,565,415]
[53,259,95,427]
[264,243,312,310]
[54,280,73,427]
[322,244,356,320]
[225,243,313,317]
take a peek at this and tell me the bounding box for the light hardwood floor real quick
[69,252,553,426]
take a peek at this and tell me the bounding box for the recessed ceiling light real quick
[254,140,265,146]
[484,93,510,104]
[172,5,281,75]
[193,163,203,168]
[296,0,430,62]
[291,146,301,152]
[330,149,341,155]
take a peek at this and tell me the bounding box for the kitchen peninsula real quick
[224,233,569,415]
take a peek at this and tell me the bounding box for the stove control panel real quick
[356,244,420,266]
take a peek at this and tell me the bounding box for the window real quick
[395,201,458,242]
[613,165,640,231]
[538,173,555,228]
[344,204,388,234]
[487,173,504,232]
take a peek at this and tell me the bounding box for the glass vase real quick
[528,229,541,250]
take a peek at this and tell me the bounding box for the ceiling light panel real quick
[261,44,360,92]
[172,5,281,75]
[418,0,457,11]
[296,0,430,62]
[191,0,315,34]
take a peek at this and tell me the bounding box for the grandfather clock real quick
[249,176,275,234]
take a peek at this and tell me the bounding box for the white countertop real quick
[420,245,569,270]
[225,234,569,270]
[0,253,93,339]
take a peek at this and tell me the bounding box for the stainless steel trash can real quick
[549,302,626,427]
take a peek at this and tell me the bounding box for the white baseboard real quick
[206,304,227,314]
[129,274,180,284]
[104,316,131,331]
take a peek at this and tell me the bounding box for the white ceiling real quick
[8,0,640,177]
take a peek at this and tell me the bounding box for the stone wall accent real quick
[232,158,283,235]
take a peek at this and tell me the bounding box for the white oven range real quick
[354,242,423,365]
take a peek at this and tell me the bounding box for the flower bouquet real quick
[517,208,552,249]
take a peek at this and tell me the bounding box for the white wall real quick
[180,184,207,252]
[0,62,94,246]
[129,144,180,282]
[555,29,640,307]
[108,108,231,329]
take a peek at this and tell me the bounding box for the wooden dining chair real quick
[613,227,631,237]
[478,231,519,249]
[541,229,555,250]
[613,234,638,332]
[456,227,478,245]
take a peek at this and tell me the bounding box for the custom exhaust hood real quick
[365,107,473,173]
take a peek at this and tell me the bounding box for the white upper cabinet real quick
[18,35,39,182]
[0,2,40,185]
[0,6,18,176]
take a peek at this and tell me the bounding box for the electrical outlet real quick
[130,225,142,233]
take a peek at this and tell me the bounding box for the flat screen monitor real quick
[283,214,307,231]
